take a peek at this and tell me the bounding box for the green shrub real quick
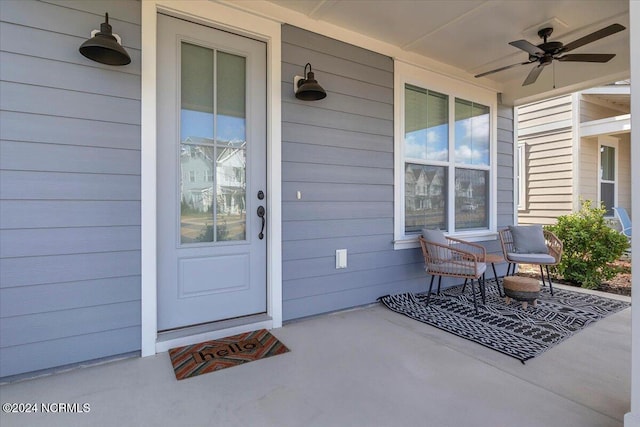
[544,200,629,289]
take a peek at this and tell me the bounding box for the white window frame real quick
[393,61,497,250]
[597,135,619,217]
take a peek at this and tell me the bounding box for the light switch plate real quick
[336,249,347,269]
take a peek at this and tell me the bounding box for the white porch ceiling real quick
[264,0,630,104]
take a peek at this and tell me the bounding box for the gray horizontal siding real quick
[0,201,140,228]
[282,102,393,136]
[283,122,392,153]
[0,0,141,378]
[0,327,140,378]
[283,218,393,241]
[1,301,140,348]
[281,25,423,321]
[284,250,423,282]
[282,25,393,71]
[1,82,141,124]
[1,251,141,288]
[1,111,140,150]
[283,162,393,185]
[283,234,394,261]
[0,20,142,67]
[282,201,392,221]
[0,171,140,200]
[497,104,515,230]
[1,51,140,99]
[0,276,141,317]
[1,140,140,174]
[282,182,392,202]
[1,226,141,258]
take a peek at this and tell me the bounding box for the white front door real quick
[156,14,267,331]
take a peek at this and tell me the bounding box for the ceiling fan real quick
[475,23,626,86]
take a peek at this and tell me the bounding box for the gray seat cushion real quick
[421,228,452,260]
[427,261,486,277]
[507,252,556,264]
[509,225,548,254]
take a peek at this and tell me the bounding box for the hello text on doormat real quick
[168,329,289,380]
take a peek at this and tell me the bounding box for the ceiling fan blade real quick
[557,53,616,63]
[561,23,625,53]
[509,39,544,56]
[522,64,544,86]
[474,60,534,78]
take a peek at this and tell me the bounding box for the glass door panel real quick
[215,51,246,241]
[179,42,247,244]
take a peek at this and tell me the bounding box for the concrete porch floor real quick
[0,284,631,427]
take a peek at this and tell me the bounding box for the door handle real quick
[257,206,265,240]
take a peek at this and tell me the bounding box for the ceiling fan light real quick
[475,23,625,86]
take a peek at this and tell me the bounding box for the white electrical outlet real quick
[336,249,347,269]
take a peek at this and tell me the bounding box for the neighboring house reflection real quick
[181,136,246,215]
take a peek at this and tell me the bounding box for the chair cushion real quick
[427,261,486,277]
[507,252,556,264]
[509,225,548,254]
[421,228,452,260]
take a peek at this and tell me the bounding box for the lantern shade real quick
[294,64,326,101]
[79,13,131,66]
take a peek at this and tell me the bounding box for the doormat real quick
[379,281,630,364]
[168,329,289,380]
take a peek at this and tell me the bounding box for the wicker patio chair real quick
[419,233,487,314]
[499,227,563,296]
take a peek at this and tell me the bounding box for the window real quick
[598,137,618,216]
[394,63,496,248]
[404,85,449,232]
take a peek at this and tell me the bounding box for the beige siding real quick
[578,134,631,217]
[578,137,598,205]
[519,95,572,135]
[517,95,574,226]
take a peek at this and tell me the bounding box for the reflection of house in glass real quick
[455,169,488,229]
[455,177,473,199]
[180,136,246,215]
[405,164,446,231]
[405,165,444,210]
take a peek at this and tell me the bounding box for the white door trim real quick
[141,0,282,357]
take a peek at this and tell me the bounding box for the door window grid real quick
[179,42,247,244]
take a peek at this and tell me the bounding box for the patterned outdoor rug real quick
[379,281,630,363]
[168,329,289,380]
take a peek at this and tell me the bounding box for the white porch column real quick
[626,1,640,426]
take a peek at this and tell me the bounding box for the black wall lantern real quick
[79,13,131,66]
[294,63,326,101]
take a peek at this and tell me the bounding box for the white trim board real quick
[580,114,631,138]
[141,0,282,357]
